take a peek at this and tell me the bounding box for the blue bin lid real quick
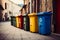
[37,12,52,16]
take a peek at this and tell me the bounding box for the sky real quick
[10,0,24,4]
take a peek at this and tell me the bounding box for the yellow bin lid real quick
[28,13,37,16]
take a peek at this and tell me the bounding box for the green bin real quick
[11,16,13,25]
[13,16,16,27]
[23,14,30,31]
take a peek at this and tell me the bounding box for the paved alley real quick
[0,22,60,40]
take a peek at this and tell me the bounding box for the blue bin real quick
[37,12,52,35]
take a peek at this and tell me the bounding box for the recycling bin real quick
[28,13,38,32]
[37,12,52,35]
[16,16,20,28]
[23,14,30,31]
[11,16,13,25]
[13,16,16,27]
[18,15,23,29]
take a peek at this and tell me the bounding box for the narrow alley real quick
[0,21,60,40]
[0,0,60,40]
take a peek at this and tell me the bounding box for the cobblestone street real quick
[0,22,60,40]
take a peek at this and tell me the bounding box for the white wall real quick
[7,0,22,16]
[1,0,22,20]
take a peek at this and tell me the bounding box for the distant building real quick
[0,0,22,21]
[0,0,4,21]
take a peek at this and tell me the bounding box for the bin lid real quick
[22,14,26,16]
[16,16,19,18]
[11,16,16,18]
[37,12,52,16]
[18,15,23,17]
[19,14,22,16]
[28,13,37,16]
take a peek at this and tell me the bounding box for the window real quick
[5,3,7,9]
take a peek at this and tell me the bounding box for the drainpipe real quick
[30,0,32,13]
[45,0,47,12]
[36,0,37,13]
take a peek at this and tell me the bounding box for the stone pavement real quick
[0,22,60,40]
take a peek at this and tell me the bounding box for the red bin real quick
[18,15,23,29]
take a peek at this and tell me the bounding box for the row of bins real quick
[11,12,52,35]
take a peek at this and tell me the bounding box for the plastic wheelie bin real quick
[18,15,23,29]
[37,12,52,35]
[11,16,13,25]
[13,16,16,27]
[23,14,30,31]
[16,16,20,28]
[28,13,38,32]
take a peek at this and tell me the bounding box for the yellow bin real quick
[28,13,38,32]
[16,16,20,28]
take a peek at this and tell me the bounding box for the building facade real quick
[0,0,22,21]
